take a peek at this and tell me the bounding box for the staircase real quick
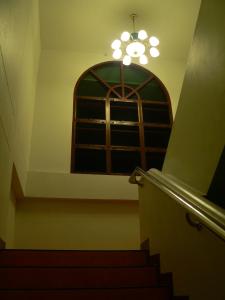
[0,249,188,299]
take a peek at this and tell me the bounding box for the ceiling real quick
[39,0,201,61]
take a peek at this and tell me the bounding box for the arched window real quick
[71,61,172,175]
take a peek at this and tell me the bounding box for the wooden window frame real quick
[71,61,173,175]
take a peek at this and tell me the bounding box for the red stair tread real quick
[0,250,148,267]
[0,249,188,299]
[0,266,158,289]
[0,288,171,300]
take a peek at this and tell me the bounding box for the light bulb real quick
[121,31,130,42]
[111,39,121,49]
[113,49,122,59]
[149,36,159,47]
[126,42,145,58]
[150,47,160,57]
[138,30,148,40]
[123,55,131,65]
[139,54,148,65]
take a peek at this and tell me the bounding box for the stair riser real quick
[0,267,157,289]
[0,288,171,300]
[0,250,148,267]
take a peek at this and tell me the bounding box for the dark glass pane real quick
[111,125,140,146]
[75,149,106,172]
[110,102,138,121]
[77,99,105,119]
[76,123,105,145]
[125,87,139,100]
[111,150,141,173]
[139,79,166,101]
[109,90,122,99]
[125,87,132,95]
[114,86,122,97]
[143,103,170,124]
[146,152,165,170]
[76,73,108,97]
[94,63,120,85]
[144,128,171,148]
[124,64,150,87]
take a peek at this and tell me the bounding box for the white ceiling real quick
[39,0,201,60]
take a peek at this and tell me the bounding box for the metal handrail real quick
[129,167,225,241]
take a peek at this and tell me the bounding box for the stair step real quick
[0,249,185,298]
[149,254,160,268]
[0,250,149,267]
[160,273,173,287]
[0,288,172,300]
[0,266,158,289]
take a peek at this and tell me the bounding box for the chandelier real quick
[111,14,160,65]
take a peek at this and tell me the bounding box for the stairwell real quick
[0,248,188,299]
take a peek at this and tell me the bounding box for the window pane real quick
[125,87,138,100]
[146,152,165,170]
[111,125,140,146]
[93,63,120,86]
[143,103,170,124]
[111,150,141,173]
[76,123,105,145]
[77,99,105,119]
[110,101,138,121]
[74,149,106,172]
[124,64,150,88]
[76,73,108,97]
[139,79,167,101]
[144,128,171,148]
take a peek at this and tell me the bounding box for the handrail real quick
[129,167,225,241]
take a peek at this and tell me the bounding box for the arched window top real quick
[75,61,170,102]
[71,61,172,175]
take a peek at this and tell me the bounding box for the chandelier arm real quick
[126,75,154,99]
[90,69,122,99]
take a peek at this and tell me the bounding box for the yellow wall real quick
[26,171,138,200]
[139,0,225,300]
[0,0,40,246]
[28,50,187,200]
[139,178,225,300]
[163,0,225,194]
[0,1,200,249]
[0,124,14,245]
[15,198,140,250]
[139,2,225,297]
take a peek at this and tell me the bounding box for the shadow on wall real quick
[207,146,225,209]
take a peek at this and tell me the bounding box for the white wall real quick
[15,198,140,250]
[163,0,225,194]
[0,0,40,246]
[28,49,187,199]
